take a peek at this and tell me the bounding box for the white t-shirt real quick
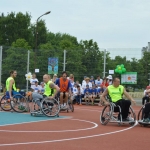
[39,86,45,93]
[32,85,41,93]
[95,79,103,86]
[72,87,78,95]
[82,80,86,85]
[30,78,39,88]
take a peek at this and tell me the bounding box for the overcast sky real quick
[1,0,150,49]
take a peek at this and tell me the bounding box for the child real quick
[39,82,45,94]
[97,86,103,106]
[76,85,82,105]
[32,81,41,93]
[90,85,97,105]
[72,84,78,102]
[84,85,91,105]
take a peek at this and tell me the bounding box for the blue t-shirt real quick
[97,88,103,93]
[84,88,91,94]
[91,89,97,94]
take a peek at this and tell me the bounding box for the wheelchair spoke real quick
[0,95,12,111]
[41,98,60,117]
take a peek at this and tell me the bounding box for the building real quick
[105,48,141,60]
[141,42,150,57]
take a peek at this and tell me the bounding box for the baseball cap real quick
[40,82,44,85]
[107,75,112,80]
[91,76,94,78]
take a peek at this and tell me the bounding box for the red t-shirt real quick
[101,82,109,88]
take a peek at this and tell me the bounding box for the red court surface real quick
[0,105,149,150]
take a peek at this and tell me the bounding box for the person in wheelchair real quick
[6,70,19,101]
[142,88,150,123]
[142,86,150,105]
[101,77,136,121]
[31,74,60,108]
[55,71,72,109]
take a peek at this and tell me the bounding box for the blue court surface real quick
[0,112,68,126]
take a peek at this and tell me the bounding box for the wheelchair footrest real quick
[138,120,150,125]
[30,110,44,116]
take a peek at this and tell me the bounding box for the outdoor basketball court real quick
[0,105,149,150]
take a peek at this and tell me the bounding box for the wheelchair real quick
[30,96,60,117]
[56,92,74,113]
[138,104,150,127]
[0,92,29,113]
[100,98,136,126]
[60,97,74,113]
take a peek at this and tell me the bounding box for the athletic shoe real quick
[123,117,134,122]
[92,102,94,106]
[143,118,150,123]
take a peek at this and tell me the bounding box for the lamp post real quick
[34,11,51,70]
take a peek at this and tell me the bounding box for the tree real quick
[0,12,33,46]
[2,39,33,88]
[79,39,103,77]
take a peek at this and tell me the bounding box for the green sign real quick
[121,72,137,84]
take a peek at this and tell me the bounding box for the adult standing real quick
[82,77,92,91]
[106,75,113,85]
[95,75,103,86]
[51,74,57,84]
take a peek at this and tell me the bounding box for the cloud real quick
[1,0,150,49]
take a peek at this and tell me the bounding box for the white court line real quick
[0,121,138,147]
[0,119,98,133]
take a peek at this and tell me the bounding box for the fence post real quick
[103,49,107,78]
[26,50,30,92]
[0,46,2,94]
[63,50,67,71]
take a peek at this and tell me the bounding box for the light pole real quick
[34,11,51,70]
[148,64,150,85]
[102,49,108,78]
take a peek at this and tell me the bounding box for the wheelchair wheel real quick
[137,106,144,121]
[100,104,112,125]
[0,95,12,111]
[128,107,136,126]
[41,97,60,117]
[10,94,29,113]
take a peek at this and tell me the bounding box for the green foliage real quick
[0,12,33,46]
[0,11,150,89]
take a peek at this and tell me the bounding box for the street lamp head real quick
[44,11,51,15]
